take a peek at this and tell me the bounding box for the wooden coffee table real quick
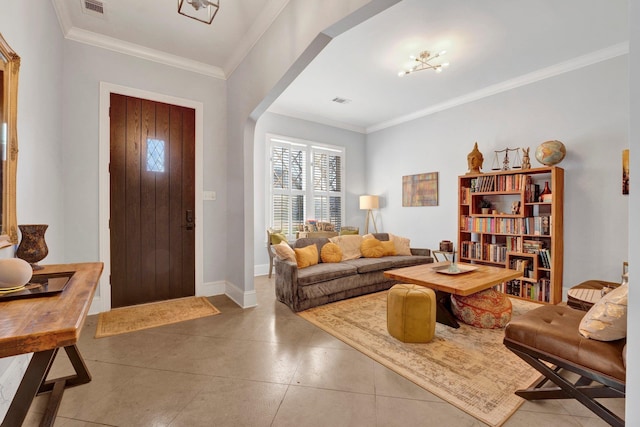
[384,261,522,328]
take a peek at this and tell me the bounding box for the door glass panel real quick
[146,138,165,172]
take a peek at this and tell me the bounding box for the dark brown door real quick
[109,93,195,308]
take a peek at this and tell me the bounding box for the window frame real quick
[266,134,346,239]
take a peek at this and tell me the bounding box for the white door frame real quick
[97,82,204,314]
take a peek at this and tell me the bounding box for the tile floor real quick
[24,275,624,426]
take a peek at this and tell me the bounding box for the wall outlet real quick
[203,191,216,201]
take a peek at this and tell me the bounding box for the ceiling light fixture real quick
[398,50,449,77]
[178,0,220,25]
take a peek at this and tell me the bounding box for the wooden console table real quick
[0,262,103,427]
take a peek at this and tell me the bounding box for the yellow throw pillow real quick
[389,233,412,256]
[273,242,296,262]
[361,238,384,258]
[329,235,363,260]
[294,244,319,269]
[380,240,397,256]
[320,242,343,263]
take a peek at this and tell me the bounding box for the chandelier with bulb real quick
[178,0,220,24]
[398,50,449,77]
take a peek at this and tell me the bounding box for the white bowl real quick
[0,258,33,288]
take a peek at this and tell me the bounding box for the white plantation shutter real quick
[268,136,345,237]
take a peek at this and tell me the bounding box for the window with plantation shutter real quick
[267,135,345,238]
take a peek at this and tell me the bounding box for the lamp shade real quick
[360,195,379,210]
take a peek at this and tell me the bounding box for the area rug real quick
[95,296,220,338]
[298,292,542,427]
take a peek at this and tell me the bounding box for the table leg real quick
[434,290,460,328]
[1,345,91,427]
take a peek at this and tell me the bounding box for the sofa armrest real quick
[410,248,431,257]
[274,259,301,311]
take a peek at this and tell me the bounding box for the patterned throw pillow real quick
[273,242,295,262]
[320,242,343,263]
[360,238,384,258]
[294,244,319,268]
[579,283,628,341]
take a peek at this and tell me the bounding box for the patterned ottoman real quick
[387,284,436,343]
[450,288,512,329]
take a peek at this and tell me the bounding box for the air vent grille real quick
[332,97,352,104]
[83,0,105,15]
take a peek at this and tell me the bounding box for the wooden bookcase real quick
[457,166,563,304]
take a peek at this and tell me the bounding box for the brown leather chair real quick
[504,304,625,427]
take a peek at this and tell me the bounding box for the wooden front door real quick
[109,93,195,308]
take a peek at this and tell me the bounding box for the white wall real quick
[253,112,367,274]
[626,0,638,421]
[61,40,228,296]
[226,0,398,305]
[366,56,629,293]
[0,1,65,418]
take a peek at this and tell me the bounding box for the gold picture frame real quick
[623,149,629,195]
[402,172,438,207]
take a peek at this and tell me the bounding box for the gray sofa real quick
[275,233,433,312]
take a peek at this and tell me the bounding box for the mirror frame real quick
[0,33,19,245]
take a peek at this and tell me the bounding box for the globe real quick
[535,140,566,166]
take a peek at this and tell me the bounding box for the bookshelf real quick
[458,166,563,304]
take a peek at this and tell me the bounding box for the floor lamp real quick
[360,195,379,234]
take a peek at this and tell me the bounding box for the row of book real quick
[469,174,528,193]
[459,241,517,262]
[521,240,552,268]
[498,279,551,302]
[461,216,551,235]
[509,258,534,278]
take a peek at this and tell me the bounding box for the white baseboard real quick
[225,280,258,308]
[254,263,270,277]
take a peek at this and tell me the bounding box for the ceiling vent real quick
[332,97,352,104]
[82,0,105,17]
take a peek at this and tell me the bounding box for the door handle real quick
[185,210,195,230]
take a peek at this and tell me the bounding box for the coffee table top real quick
[384,262,522,296]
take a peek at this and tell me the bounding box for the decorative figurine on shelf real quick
[466,142,484,175]
[521,147,531,170]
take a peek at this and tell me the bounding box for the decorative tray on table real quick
[432,264,478,275]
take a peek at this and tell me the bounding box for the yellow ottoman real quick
[387,284,436,343]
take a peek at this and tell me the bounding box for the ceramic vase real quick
[16,224,49,270]
[539,182,552,203]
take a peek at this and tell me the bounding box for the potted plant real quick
[480,199,491,214]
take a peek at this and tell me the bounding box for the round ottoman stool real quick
[387,284,436,343]
[450,288,512,329]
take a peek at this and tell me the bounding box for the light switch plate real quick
[203,191,216,201]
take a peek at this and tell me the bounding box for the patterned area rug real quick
[298,292,542,427]
[95,296,220,338]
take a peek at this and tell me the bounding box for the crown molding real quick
[64,27,226,79]
[367,42,629,134]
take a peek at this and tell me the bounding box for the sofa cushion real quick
[320,242,343,263]
[270,232,288,245]
[343,258,394,274]
[388,255,432,269]
[361,238,384,258]
[296,262,358,286]
[329,235,363,260]
[273,242,296,262]
[295,244,319,269]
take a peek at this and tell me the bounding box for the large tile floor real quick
[24,275,623,426]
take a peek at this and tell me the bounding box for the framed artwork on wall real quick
[623,149,629,195]
[402,172,438,206]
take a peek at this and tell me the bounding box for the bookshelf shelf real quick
[458,166,564,304]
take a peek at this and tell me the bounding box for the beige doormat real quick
[298,292,542,427]
[95,296,220,338]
